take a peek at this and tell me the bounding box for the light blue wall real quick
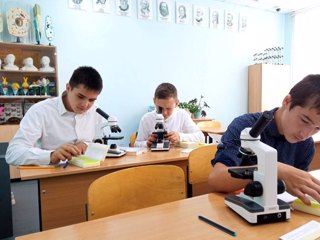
[1,0,289,145]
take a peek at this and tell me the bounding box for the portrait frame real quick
[157,0,172,23]
[137,0,152,20]
[193,5,208,28]
[209,8,221,29]
[116,0,132,17]
[239,13,248,32]
[68,0,88,11]
[224,11,237,31]
[176,2,190,25]
[93,0,111,13]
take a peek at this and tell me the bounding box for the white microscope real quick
[94,108,126,157]
[150,107,170,151]
[225,111,291,224]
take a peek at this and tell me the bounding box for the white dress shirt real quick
[6,94,105,165]
[134,108,205,147]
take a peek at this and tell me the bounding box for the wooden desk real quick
[200,126,226,135]
[19,148,189,230]
[16,193,320,240]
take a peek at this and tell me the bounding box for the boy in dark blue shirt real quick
[208,74,320,205]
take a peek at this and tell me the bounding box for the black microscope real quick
[150,107,170,151]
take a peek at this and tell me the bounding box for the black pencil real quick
[198,215,237,237]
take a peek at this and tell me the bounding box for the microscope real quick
[224,111,291,224]
[150,107,170,151]
[94,108,126,157]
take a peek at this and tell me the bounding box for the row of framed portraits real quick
[69,0,248,32]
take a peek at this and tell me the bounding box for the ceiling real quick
[216,0,320,13]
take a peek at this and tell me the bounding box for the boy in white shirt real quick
[6,66,105,166]
[135,82,205,148]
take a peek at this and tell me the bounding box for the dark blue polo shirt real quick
[212,109,314,170]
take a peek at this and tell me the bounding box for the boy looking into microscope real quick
[208,74,320,205]
[134,82,205,148]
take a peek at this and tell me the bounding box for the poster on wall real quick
[193,5,208,28]
[238,13,248,32]
[68,0,88,10]
[137,0,152,20]
[176,2,190,25]
[93,0,111,13]
[224,11,237,31]
[209,8,222,29]
[157,0,172,23]
[116,0,132,16]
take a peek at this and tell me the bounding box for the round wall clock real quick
[6,8,30,41]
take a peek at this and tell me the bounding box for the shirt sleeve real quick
[212,115,255,167]
[178,112,205,143]
[5,106,52,166]
[134,113,153,148]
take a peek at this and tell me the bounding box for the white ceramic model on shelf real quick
[3,54,19,71]
[21,57,38,71]
[39,56,55,72]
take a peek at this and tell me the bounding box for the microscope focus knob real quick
[277,180,286,194]
[244,181,263,197]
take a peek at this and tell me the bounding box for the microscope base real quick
[150,142,170,151]
[225,195,290,224]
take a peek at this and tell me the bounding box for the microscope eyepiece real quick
[249,111,273,138]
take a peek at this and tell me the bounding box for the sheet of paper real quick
[279,220,320,240]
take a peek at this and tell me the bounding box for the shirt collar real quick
[57,91,89,117]
[57,91,68,116]
[267,108,282,138]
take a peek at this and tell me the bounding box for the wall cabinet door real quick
[248,64,291,113]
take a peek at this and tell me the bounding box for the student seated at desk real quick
[208,74,320,206]
[6,66,106,166]
[134,82,205,148]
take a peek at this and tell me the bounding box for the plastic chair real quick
[197,121,223,143]
[129,132,138,147]
[87,164,186,220]
[188,144,218,197]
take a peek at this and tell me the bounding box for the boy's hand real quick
[50,143,82,164]
[147,133,157,148]
[278,163,320,205]
[165,131,180,144]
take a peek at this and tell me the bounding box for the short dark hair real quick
[69,66,103,92]
[154,83,178,99]
[289,74,320,112]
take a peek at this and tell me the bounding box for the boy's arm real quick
[278,162,320,205]
[208,162,250,193]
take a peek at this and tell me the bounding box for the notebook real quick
[69,143,109,168]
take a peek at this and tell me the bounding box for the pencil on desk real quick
[18,165,56,170]
[198,215,237,237]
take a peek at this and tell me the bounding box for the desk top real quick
[16,193,320,240]
[19,148,189,180]
[200,127,226,134]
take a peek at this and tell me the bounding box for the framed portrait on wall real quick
[137,0,152,20]
[224,11,237,31]
[157,0,172,23]
[68,0,88,10]
[193,5,208,28]
[93,0,111,13]
[116,0,132,16]
[239,13,248,32]
[209,8,222,29]
[176,3,190,25]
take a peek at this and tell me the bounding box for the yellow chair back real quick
[188,144,218,196]
[87,165,186,220]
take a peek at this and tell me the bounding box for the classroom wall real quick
[0,0,289,145]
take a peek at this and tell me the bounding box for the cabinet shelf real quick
[0,42,59,125]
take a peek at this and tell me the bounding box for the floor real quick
[2,180,39,240]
